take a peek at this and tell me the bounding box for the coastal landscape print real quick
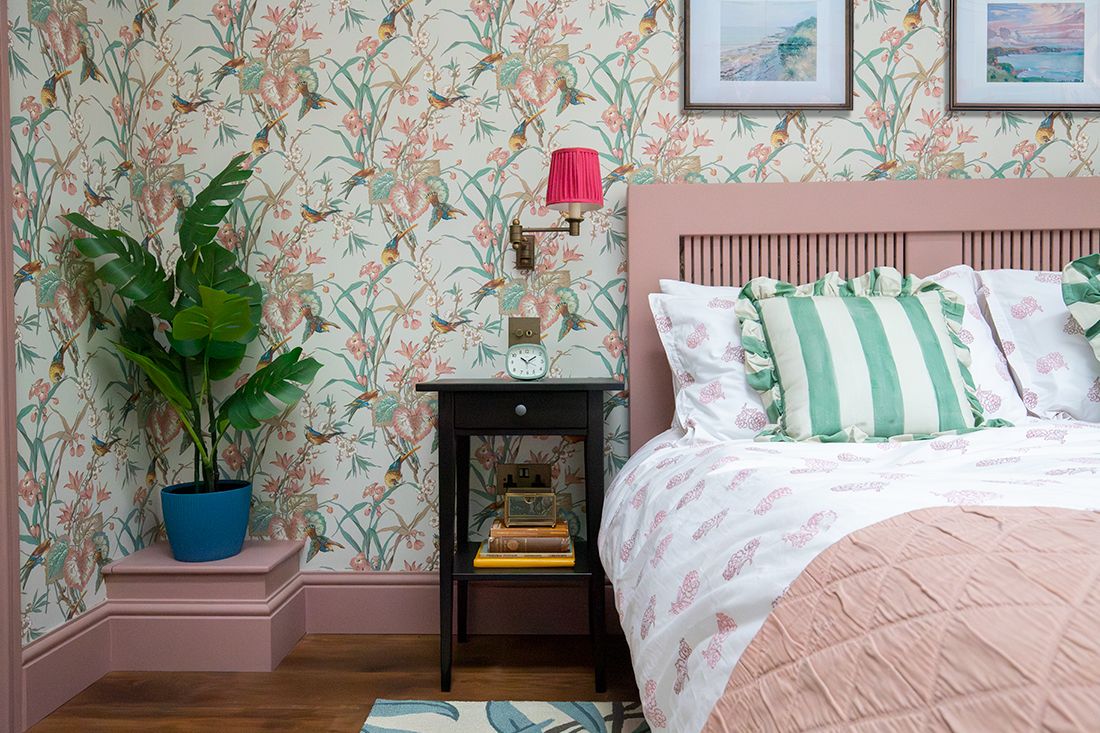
[987,3,1086,82]
[721,0,819,81]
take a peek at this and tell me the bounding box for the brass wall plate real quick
[495,462,551,494]
[507,317,541,347]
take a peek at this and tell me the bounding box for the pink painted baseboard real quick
[22,544,622,730]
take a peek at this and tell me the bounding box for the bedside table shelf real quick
[417,378,624,694]
[453,540,593,581]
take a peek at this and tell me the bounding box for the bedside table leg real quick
[456,436,470,644]
[586,391,608,693]
[457,580,468,643]
[438,395,455,692]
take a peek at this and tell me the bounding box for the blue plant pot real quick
[160,480,252,562]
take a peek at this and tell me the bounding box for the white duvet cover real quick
[599,421,1100,733]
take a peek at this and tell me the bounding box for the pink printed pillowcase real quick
[649,292,767,441]
[979,269,1100,421]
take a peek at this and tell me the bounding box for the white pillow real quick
[649,292,766,440]
[927,266,1028,423]
[659,279,742,298]
[979,269,1100,421]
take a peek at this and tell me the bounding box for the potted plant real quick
[64,153,321,562]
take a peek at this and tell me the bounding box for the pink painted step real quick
[101,540,307,673]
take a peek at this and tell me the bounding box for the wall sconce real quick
[509,147,603,270]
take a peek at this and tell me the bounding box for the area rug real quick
[360,700,649,732]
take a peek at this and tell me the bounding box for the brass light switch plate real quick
[507,317,541,346]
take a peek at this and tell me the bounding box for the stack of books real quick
[472,520,575,568]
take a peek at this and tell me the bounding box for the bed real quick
[604,178,1100,732]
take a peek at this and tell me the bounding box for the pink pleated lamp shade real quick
[546,147,603,215]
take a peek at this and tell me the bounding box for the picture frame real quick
[949,0,1100,110]
[683,0,853,110]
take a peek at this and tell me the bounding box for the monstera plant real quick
[64,153,321,562]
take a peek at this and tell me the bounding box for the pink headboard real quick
[626,177,1100,451]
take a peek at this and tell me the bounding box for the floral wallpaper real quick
[9,0,1096,643]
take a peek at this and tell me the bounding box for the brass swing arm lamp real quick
[509,147,603,271]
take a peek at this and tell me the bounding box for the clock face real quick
[506,344,548,381]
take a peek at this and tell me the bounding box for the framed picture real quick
[683,0,853,110]
[950,0,1100,109]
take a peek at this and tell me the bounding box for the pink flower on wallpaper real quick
[747,143,772,163]
[783,510,837,548]
[734,405,766,431]
[19,471,40,507]
[603,330,625,358]
[669,570,701,615]
[650,533,673,568]
[753,487,791,515]
[864,100,890,130]
[640,595,656,640]
[601,105,624,132]
[221,443,244,472]
[349,552,370,571]
[692,508,728,541]
[698,380,725,404]
[342,109,368,137]
[723,538,759,581]
[673,638,692,694]
[1010,296,1043,319]
[346,333,368,361]
[702,613,737,668]
[1035,352,1067,374]
[11,184,29,220]
[472,219,496,248]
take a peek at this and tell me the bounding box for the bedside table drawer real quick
[454,391,586,430]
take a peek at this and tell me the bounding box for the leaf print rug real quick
[360,700,649,732]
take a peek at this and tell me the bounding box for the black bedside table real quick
[416,378,625,693]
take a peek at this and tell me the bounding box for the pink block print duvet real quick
[599,421,1100,733]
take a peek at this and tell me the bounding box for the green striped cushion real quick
[736,267,1001,442]
[1063,254,1100,359]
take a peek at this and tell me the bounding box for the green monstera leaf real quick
[219,347,322,432]
[64,212,176,319]
[171,286,254,379]
[178,152,253,259]
[175,242,262,328]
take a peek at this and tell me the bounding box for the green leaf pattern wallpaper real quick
[8,0,1095,641]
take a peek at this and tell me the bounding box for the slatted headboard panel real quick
[627,177,1100,451]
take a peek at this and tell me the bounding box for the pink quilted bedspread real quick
[704,506,1100,732]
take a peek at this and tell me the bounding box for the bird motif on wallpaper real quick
[19,539,52,589]
[297,81,335,119]
[305,426,344,445]
[92,531,111,591]
[378,0,414,41]
[171,94,211,114]
[340,167,376,199]
[557,302,596,339]
[87,304,115,338]
[384,446,420,488]
[145,458,159,489]
[344,389,379,419]
[305,526,345,561]
[555,76,595,113]
[120,389,141,422]
[471,277,506,308]
[1036,112,1061,144]
[428,193,465,230]
[902,0,929,31]
[141,227,163,250]
[508,110,543,151]
[213,56,246,87]
[79,42,104,83]
[770,111,799,147]
[430,313,469,334]
[381,224,417,265]
[301,305,340,341]
[112,159,134,184]
[132,2,158,37]
[301,203,340,224]
[639,0,669,35]
[49,333,78,382]
[603,163,636,191]
[41,69,71,108]
[469,50,503,83]
[257,335,292,369]
[251,113,288,156]
[428,89,468,111]
[83,182,112,207]
[92,435,120,457]
[864,160,898,181]
[14,261,42,294]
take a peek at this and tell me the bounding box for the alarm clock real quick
[505,317,548,381]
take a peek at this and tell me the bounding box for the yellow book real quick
[472,539,575,568]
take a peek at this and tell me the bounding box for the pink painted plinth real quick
[102,540,307,673]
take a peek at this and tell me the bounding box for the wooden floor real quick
[30,634,639,732]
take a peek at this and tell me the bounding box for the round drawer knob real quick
[514,404,527,416]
